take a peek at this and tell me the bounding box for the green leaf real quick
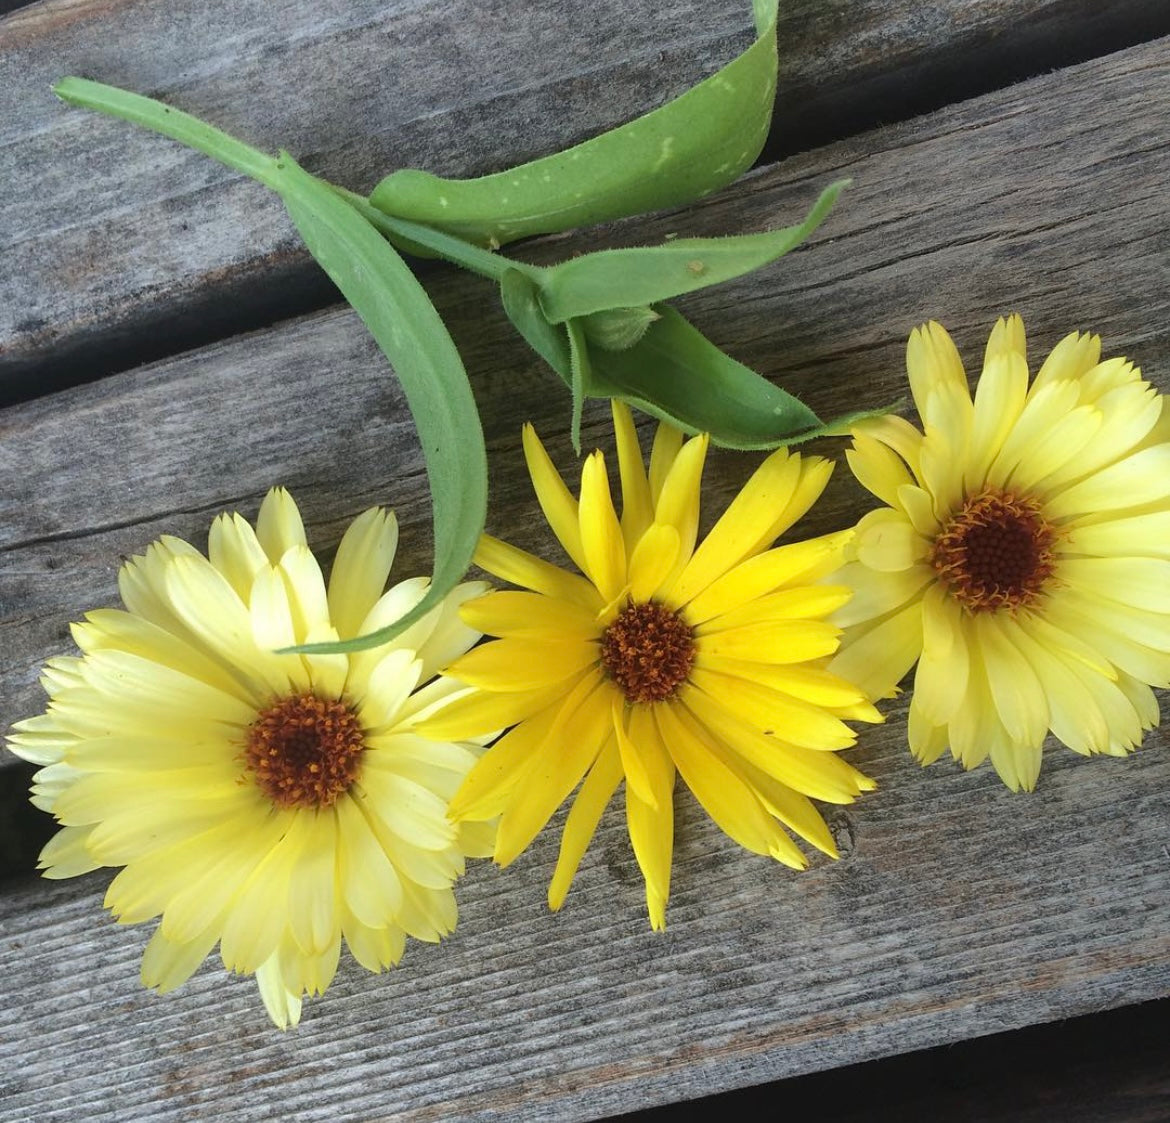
[368,0,780,247]
[580,306,660,351]
[272,155,487,653]
[591,304,821,449]
[499,268,574,384]
[536,180,847,323]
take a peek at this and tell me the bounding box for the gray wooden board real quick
[3,0,1170,387]
[2,32,1170,1123]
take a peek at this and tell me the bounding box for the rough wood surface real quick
[2,31,1169,1121]
[3,0,1170,395]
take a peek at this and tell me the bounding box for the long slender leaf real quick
[273,156,487,653]
[368,0,780,247]
[536,180,847,323]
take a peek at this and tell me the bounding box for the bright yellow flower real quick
[832,316,1170,790]
[7,488,493,1028]
[416,403,879,929]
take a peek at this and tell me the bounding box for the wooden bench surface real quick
[1,0,1169,1118]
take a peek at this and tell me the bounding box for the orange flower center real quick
[600,601,695,704]
[245,693,365,808]
[929,489,1056,613]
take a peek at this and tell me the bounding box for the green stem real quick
[54,77,280,188]
[333,186,539,284]
[54,76,542,287]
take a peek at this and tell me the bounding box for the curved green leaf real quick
[536,180,847,323]
[368,0,780,247]
[593,304,820,448]
[273,156,487,653]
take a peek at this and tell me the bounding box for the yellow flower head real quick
[417,402,880,930]
[832,316,1170,790]
[7,488,493,1028]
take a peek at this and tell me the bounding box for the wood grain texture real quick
[2,30,1170,1123]
[3,0,1170,396]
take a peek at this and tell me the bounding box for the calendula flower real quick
[831,316,1170,790]
[6,488,492,1028]
[415,403,879,929]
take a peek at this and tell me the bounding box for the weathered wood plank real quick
[1,33,1169,1122]
[3,0,1169,397]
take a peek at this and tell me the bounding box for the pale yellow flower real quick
[832,316,1170,790]
[7,488,493,1027]
[416,403,879,929]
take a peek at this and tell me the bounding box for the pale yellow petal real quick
[974,614,1049,748]
[911,583,969,725]
[906,320,968,413]
[208,511,269,602]
[142,923,222,994]
[830,599,924,700]
[326,506,399,640]
[1031,328,1100,391]
[853,508,929,573]
[335,794,404,929]
[846,434,913,508]
[255,487,307,564]
[255,956,303,1029]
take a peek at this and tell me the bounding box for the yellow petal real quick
[411,676,578,741]
[684,531,852,623]
[494,679,615,866]
[911,583,970,725]
[648,423,684,505]
[846,434,914,508]
[696,619,843,665]
[578,451,627,604]
[474,534,601,611]
[627,523,680,604]
[459,590,599,641]
[687,668,857,750]
[680,686,871,803]
[548,739,624,912]
[446,637,597,691]
[142,923,222,994]
[611,401,655,549]
[653,434,708,579]
[669,448,802,605]
[524,422,587,571]
[612,697,657,808]
[697,585,852,634]
[653,702,788,859]
[335,794,404,929]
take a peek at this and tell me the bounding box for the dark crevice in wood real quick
[4,7,1170,408]
[0,262,340,409]
[763,0,1170,162]
[625,996,1170,1122]
[0,763,54,883]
